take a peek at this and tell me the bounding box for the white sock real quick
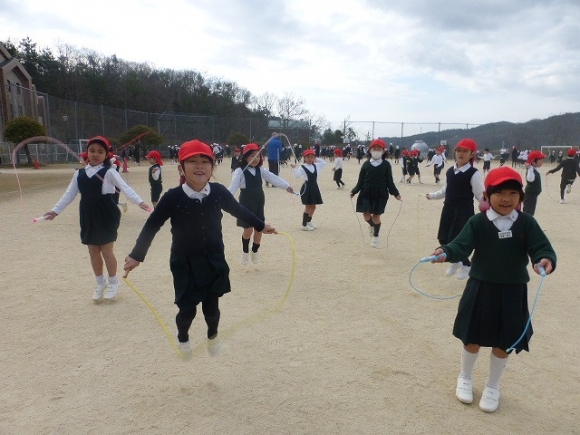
[96,275,106,286]
[108,276,119,285]
[460,348,479,380]
[487,353,508,389]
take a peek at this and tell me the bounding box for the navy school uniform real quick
[300,164,323,205]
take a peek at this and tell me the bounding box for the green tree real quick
[227,131,250,147]
[3,116,47,164]
[119,125,163,153]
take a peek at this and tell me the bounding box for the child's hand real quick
[425,194,431,200]
[431,248,446,263]
[123,256,141,277]
[262,223,276,234]
[535,259,553,275]
[43,211,58,220]
[349,192,355,198]
[290,164,296,169]
[286,187,295,194]
[395,195,401,201]
[139,202,153,212]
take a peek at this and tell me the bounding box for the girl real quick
[427,166,556,413]
[291,149,326,231]
[523,150,545,215]
[228,143,294,265]
[124,140,276,360]
[426,146,445,184]
[332,148,346,188]
[546,147,580,204]
[350,139,401,248]
[426,138,485,280]
[43,136,150,301]
[145,150,163,209]
[481,148,494,177]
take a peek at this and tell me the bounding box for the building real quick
[0,42,45,135]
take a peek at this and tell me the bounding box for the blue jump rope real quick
[410,253,547,353]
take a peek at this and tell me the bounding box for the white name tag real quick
[498,230,513,239]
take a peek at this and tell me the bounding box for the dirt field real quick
[1,157,578,434]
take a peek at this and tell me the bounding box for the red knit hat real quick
[303,149,315,157]
[145,150,163,166]
[87,136,111,150]
[370,139,386,149]
[455,138,477,152]
[567,148,577,157]
[526,150,545,164]
[484,166,523,189]
[178,140,214,162]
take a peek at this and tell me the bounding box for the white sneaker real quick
[92,283,106,301]
[445,262,462,277]
[241,252,249,265]
[104,282,119,299]
[560,199,566,204]
[566,184,572,194]
[372,236,380,248]
[177,340,193,361]
[301,225,314,231]
[121,202,128,213]
[207,339,221,357]
[307,222,317,229]
[479,386,500,412]
[456,376,473,404]
[456,265,470,280]
[251,252,259,264]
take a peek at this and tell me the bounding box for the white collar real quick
[182,182,211,198]
[486,208,518,222]
[454,162,473,173]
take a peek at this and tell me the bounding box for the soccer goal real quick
[540,145,572,159]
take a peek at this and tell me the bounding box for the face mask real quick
[371,151,383,159]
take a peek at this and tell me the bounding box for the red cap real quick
[243,143,260,155]
[455,138,477,152]
[333,148,343,157]
[567,148,577,157]
[178,140,214,162]
[145,150,163,166]
[370,139,386,149]
[526,150,545,164]
[437,146,445,153]
[484,166,523,189]
[303,149,315,157]
[87,136,110,150]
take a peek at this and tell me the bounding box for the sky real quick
[2,0,580,137]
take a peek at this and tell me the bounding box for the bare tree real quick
[277,92,307,128]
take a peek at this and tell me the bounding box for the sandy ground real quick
[1,157,579,435]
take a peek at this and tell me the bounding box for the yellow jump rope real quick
[123,231,296,359]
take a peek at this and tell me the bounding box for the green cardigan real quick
[441,212,556,284]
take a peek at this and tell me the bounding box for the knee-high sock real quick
[460,348,479,379]
[373,223,381,237]
[176,307,197,342]
[242,236,250,253]
[487,353,508,389]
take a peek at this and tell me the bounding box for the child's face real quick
[86,143,107,166]
[532,159,544,168]
[181,155,214,191]
[304,154,316,164]
[148,157,156,165]
[245,151,259,167]
[455,147,474,166]
[488,189,521,216]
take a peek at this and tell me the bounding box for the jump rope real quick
[123,230,296,360]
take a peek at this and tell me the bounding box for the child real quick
[426,166,556,413]
[332,148,346,188]
[228,143,294,265]
[43,136,150,301]
[230,148,242,173]
[426,146,445,184]
[546,147,580,204]
[426,138,484,280]
[482,148,494,177]
[291,149,326,231]
[350,139,401,248]
[145,150,163,209]
[124,140,276,360]
[400,149,408,183]
[523,150,545,215]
